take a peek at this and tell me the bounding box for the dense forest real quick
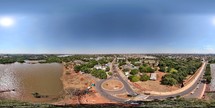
[159,57,202,86]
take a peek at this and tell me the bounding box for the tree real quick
[74,65,81,72]
[128,75,140,82]
[146,66,154,73]
[91,69,107,79]
[130,69,139,75]
[161,74,178,86]
[139,66,146,73]
[106,67,110,71]
[80,66,91,73]
[159,66,166,72]
[140,74,150,81]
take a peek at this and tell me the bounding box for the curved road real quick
[96,59,207,102]
[95,61,137,102]
[95,78,127,102]
[148,62,206,99]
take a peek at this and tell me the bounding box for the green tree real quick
[139,66,146,73]
[140,74,150,81]
[130,69,139,75]
[91,69,107,79]
[128,75,140,82]
[106,67,110,71]
[146,66,154,73]
[80,66,91,73]
[161,74,178,86]
[159,66,166,72]
[74,65,81,72]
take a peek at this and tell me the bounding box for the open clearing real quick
[102,80,124,91]
[133,71,180,92]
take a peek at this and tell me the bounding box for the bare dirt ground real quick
[115,93,130,99]
[53,63,113,105]
[79,87,115,104]
[133,71,180,92]
[102,80,123,91]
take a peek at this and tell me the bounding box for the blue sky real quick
[0,0,215,54]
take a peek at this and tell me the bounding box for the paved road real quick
[147,62,206,100]
[96,59,206,102]
[95,78,127,102]
[184,79,205,98]
[95,60,137,102]
[112,64,137,96]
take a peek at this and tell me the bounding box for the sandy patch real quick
[102,80,123,91]
[133,71,180,92]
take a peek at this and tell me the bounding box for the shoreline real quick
[53,62,115,105]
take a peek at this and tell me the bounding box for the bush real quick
[91,69,107,79]
[74,65,81,72]
[108,72,113,76]
[204,64,212,84]
[128,75,140,82]
[146,66,154,73]
[140,74,150,81]
[106,67,110,71]
[161,74,178,86]
[130,69,139,75]
[159,66,166,72]
[139,66,146,72]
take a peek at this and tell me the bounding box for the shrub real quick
[140,74,150,81]
[130,69,139,75]
[128,75,140,82]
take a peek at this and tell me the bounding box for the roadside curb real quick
[199,84,206,99]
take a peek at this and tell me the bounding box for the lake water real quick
[0,63,63,102]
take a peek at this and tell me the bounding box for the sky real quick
[1,0,215,54]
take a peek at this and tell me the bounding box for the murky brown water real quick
[0,63,63,103]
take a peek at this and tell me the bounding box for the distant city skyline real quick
[1,0,215,54]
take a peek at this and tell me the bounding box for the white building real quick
[150,73,157,80]
[94,65,106,70]
[125,72,130,77]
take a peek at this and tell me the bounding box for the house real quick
[150,73,157,80]
[73,60,84,65]
[94,65,106,70]
[122,64,132,69]
[96,57,104,61]
[125,72,130,77]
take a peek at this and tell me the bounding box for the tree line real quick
[159,57,202,86]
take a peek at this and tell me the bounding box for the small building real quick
[94,65,106,70]
[150,73,157,80]
[125,72,130,77]
[73,60,84,65]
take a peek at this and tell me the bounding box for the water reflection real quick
[0,63,63,102]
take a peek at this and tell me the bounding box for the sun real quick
[0,17,14,27]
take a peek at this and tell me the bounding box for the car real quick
[190,91,194,94]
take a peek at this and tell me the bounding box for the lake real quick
[0,63,63,102]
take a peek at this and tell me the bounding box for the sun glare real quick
[0,17,14,27]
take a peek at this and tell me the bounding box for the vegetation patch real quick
[159,57,202,86]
